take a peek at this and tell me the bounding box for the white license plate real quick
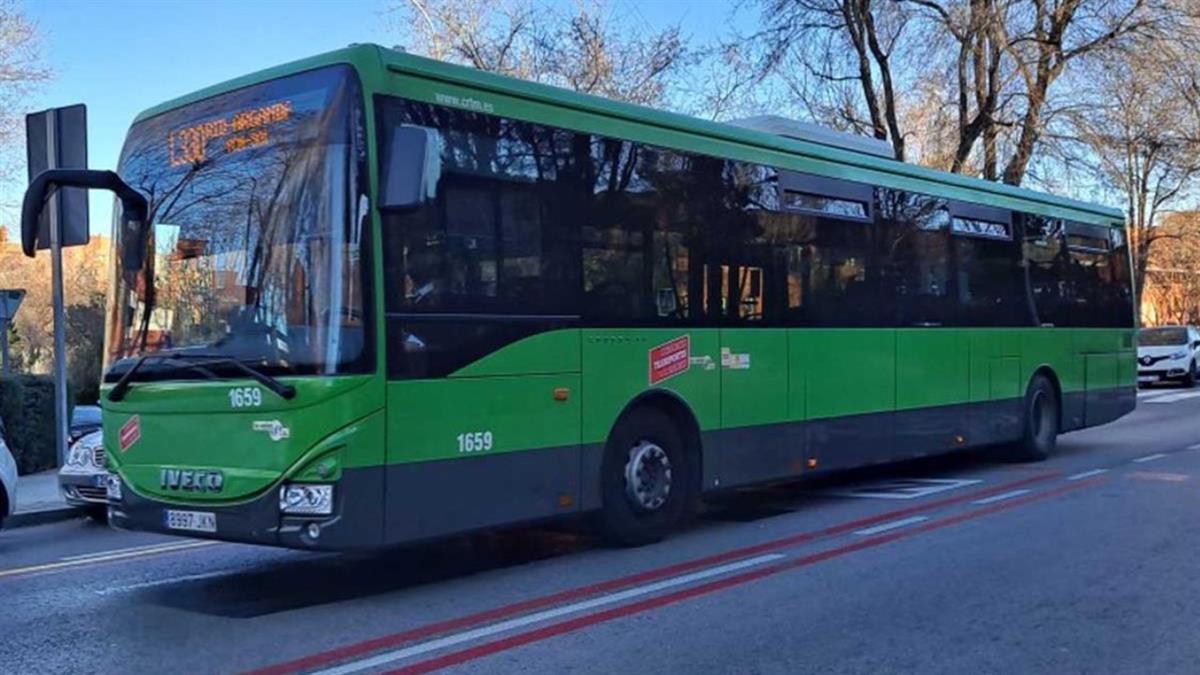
[163,509,216,533]
[1138,376,1157,384]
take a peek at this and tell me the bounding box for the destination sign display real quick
[167,100,293,167]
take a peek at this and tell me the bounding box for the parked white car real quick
[0,418,17,530]
[58,429,108,520]
[1138,325,1200,387]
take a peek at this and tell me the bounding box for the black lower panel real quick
[1085,385,1135,428]
[110,466,386,551]
[700,387,1129,494]
[384,445,581,543]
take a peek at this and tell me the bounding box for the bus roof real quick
[134,43,1125,226]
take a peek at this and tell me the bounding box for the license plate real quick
[1138,376,1157,384]
[163,509,216,533]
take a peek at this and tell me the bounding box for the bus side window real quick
[877,189,954,327]
[583,140,723,326]
[1107,226,1135,328]
[949,203,1028,327]
[1064,221,1115,327]
[1023,215,1071,327]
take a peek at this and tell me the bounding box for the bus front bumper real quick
[107,471,383,551]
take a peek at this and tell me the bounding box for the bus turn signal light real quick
[553,388,570,401]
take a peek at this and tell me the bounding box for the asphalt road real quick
[3,386,1200,674]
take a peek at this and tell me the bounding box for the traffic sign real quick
[0,288,24,321]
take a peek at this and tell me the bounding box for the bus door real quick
[699,247,796,487]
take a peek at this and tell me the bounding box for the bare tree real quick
[746,0,921,161]
[744,0,1174,185]
[1069,29,1200,309]
[0,0,48,200]
[391,0,689,107]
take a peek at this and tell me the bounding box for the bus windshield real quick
[105,65,369,379]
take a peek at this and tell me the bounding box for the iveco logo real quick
[160,468,225,492]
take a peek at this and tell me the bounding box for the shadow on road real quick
[144,444,1044,618]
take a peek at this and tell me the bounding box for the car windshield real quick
[71,406,101,427]
[1139,327,1188,346]
[104,65,369,380]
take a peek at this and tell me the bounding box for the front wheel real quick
[1184,362,1197,388]
[1005,375,1059,462]
[596,408,693,547]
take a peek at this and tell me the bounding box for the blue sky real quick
[13,0,741,238]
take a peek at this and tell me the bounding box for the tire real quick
[597,407,693,547]
[1005,374,1059,462]
[1184,362,1197,388]
[84,505,108,522]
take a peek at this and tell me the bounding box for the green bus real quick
[22,44,1135,550]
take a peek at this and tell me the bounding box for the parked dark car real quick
[69,405,102,444]
[59,407,106,521]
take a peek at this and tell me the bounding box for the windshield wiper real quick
[171,354,297,401]
[108,354,297,402]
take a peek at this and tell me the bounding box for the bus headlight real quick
[279,484,333,515]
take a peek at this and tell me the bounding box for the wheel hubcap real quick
[624,441,672,511]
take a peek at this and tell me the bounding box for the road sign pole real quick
[46,108,69,468]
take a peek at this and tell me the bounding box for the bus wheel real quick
[1006,374,1059,462]
[597,408,691,546]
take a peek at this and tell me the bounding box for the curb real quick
[8,505,80,529]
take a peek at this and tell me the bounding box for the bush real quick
[0,374,69,475]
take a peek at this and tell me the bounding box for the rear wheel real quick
[1005,374,1059,462]
[597,408,693,546]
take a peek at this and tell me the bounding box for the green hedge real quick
[0,375,68,475]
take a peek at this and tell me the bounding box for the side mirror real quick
[25,105,89,252]
[380,125,441,211]
[22,169,149,266]
[1192,340,1200,349]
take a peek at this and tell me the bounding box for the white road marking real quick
[852,516,930,536]
[1186,443,1200,451]
[1145,391,1200,404]
[1066,469,1108,481]
[0,540,219,580]
[61,540,206,561]
[970,489,1032,505]
[311,553,786,675]
[94,568,236,596]
[1133,453,1168,463]
[825,478,982,500]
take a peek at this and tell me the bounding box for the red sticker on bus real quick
[119,415,141,453]
[649,335,690,385]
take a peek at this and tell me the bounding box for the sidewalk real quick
[10,469,78,528]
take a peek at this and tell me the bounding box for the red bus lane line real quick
[379,477,1106,675]
[248,470,1060,675]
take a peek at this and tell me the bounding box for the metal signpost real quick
[26,105,89,467]
[0,289,25,376]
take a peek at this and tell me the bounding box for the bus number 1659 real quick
[457,431,494,453]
